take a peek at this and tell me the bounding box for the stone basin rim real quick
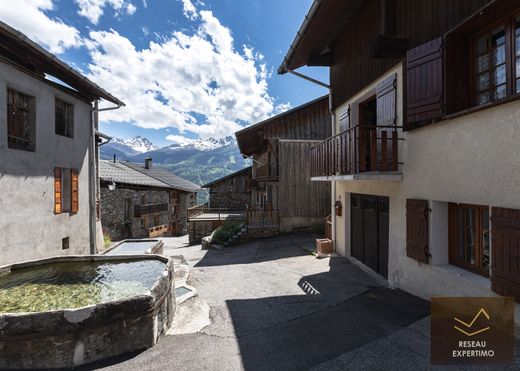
[0,254,170,317]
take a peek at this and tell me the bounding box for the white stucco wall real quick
[331,62,520,317]
[0,61,92,265]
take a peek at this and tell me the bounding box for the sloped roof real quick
[124,162,200,193]
[278,0,365,74]
[202,166,252,188]
[0,20,123,105]
[99,160,170,188]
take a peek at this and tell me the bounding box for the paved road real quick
[88,235,519,371]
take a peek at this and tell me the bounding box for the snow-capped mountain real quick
[166,136,235,151]
[111,136,159,153]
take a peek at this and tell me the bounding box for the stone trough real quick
[0,255,175,370]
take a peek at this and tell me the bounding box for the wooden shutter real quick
[406,199,429,263]
[338,105,350,133]
[491,207,520,302]
[376,74,396,126]
[71,169,79,213]
[405,37,444,130]
[54,168,62,214]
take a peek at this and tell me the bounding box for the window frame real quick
[470,11,520,107]
[7,88,36,152]
[448,203,490,277]
[55,98,74,138]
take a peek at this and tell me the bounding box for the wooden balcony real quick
[310,124,403,180]
[149,224,168,238]
[134,203,169,217]
[255,162,279,181]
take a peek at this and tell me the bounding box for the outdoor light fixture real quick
[108,181,116,191]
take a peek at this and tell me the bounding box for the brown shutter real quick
[338,105,350,133]
[376,74,396,126]
[491,207,520,302]
[406,199,429,263]
[405,37,444,130]
[71,169,79,213]
[54,167,62,214]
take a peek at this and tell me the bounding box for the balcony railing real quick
[255,162,279,181]
[134,203,169,217]
[188,205,246,221]
[310,124,403,178]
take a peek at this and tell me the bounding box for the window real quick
[7,89,36,151]
[449,203,490,276]
[54,168,79,214]
[473,14,520,106]
[141,217,148,228]
[141,194,147,205]
[154,215,160,227]
[55,98,74,138]
[62,237,70,250]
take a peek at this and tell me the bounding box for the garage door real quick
[351,194,389,278]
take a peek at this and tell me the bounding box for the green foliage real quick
[103,234,111,249]
[212,221,244,245]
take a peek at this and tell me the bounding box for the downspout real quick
[89,101,124,255]
[285,69,336,252]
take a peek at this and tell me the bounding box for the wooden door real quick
[359,97,377,171]
[350,194,389,279]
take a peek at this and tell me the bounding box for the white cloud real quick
[75,0,136,24]
[0,0,82,54]
[180,0,197,20]
[87,10,286,139]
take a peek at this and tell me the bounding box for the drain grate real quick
[175,286,193,297]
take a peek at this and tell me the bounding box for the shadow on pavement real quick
[226,257,430,371]
[195,235,310,267]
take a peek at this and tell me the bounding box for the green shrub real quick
[103,234,111,249]
[212,221,244,245]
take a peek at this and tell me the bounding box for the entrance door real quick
[351,194,389,278]
[359,96,377,171]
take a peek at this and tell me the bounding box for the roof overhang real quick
[235,95,329,157]
[0,21,124,106]
[278,0,365,74]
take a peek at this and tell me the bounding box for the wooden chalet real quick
[280,0,520,312]
[235,95,332,233]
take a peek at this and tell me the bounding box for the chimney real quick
[145,158,152,169]
[113,154,116,163]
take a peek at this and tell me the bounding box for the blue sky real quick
[0,0,328,146]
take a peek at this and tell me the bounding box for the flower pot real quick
[316,238,333,254]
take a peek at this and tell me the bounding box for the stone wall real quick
[174,192,195,235]
[188,220,223,245]
[101,187,169,242]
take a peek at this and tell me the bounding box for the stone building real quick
[203,166,252,209]
[100,159,199,242]
[0,21,123,265]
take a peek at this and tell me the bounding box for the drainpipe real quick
[285,69,336,252]
[89,101,124,255]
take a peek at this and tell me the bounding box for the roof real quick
[99,160,171,188]
[0,21,124,105]
[124,162,200,193]
[235,95,329,156]
[202,166,252,188]
[278,0,365,74]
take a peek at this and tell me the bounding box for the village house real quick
[280,0,520,308]
[123,158,200,235]
[235,95,332,234]
[0,21,123,265]
[203,166,252,209]
[100,159,171,241]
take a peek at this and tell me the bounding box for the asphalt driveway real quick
[84,234,436,371]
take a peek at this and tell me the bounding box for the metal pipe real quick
[288,70,330,89]
[88,100,123,255]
